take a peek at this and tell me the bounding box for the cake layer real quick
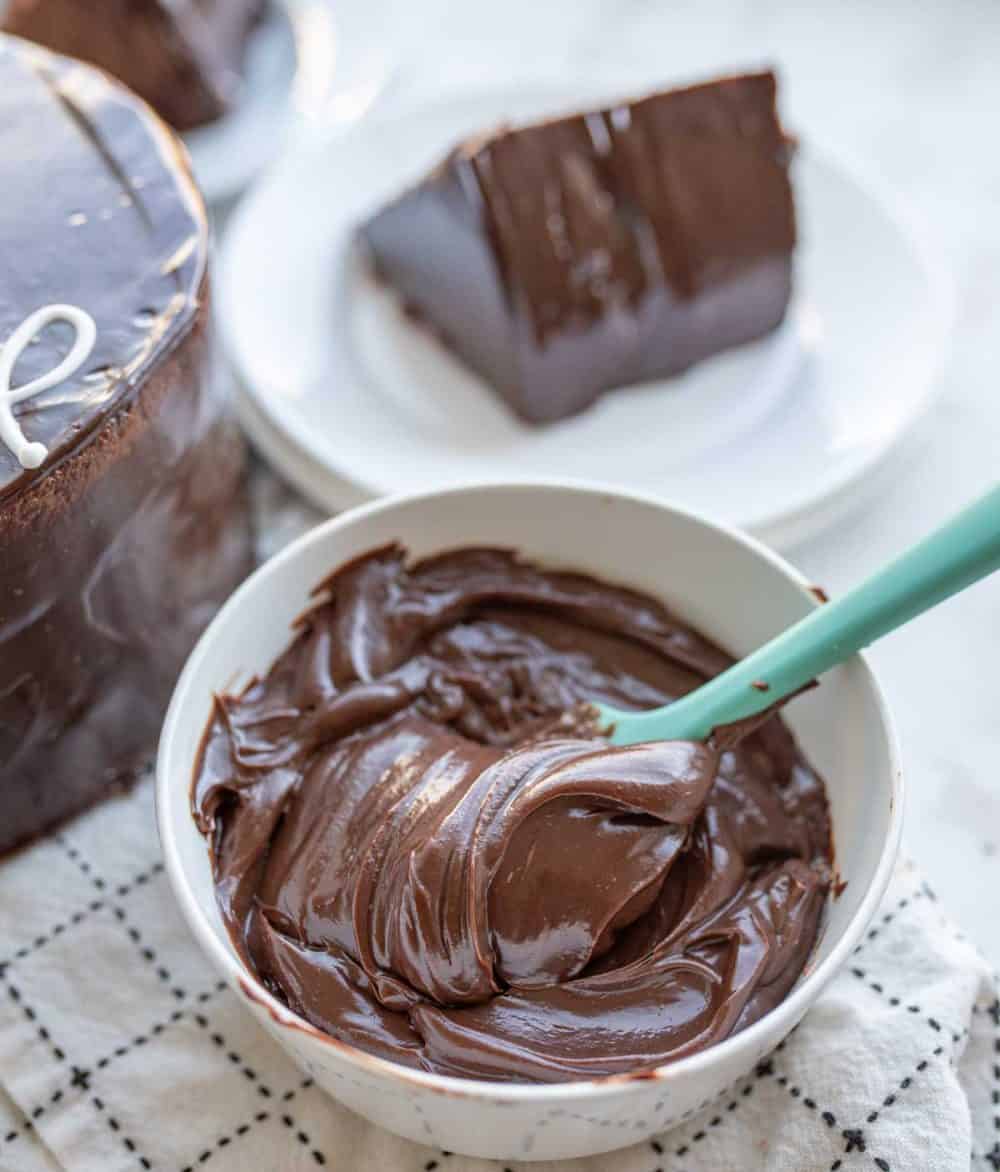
[362,72,796,424]
[2,0,264,130]
[0,36,252,854]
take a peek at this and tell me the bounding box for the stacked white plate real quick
[185,0,388,203]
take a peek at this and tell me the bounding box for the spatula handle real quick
[604,482,1000,745]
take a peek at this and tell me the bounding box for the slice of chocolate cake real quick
[361,72,796,424]
[2,0,265,131]
[0,35,253,855]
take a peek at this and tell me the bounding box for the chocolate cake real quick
[2,0,265,131]
[0,35,253,856]
[361,72,796,424]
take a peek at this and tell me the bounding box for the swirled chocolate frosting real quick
[194,547,831,1083]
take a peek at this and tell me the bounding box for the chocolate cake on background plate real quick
[2,0,265,131]
[362,72,796,424]
[0,35,253,855]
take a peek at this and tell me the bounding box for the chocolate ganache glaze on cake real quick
[194,546,831,1083]
[0,36,252,855]
[3,0,266,131]
[361,71,796,424]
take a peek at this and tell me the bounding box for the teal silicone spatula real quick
[596,483,1000,746]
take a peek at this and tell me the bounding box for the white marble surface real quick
[250,0,1000,960]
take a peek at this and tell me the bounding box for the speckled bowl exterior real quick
[157,481,903,1161]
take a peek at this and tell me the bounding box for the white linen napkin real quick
[0,470,996,1172]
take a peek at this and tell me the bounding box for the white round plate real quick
[185,0,376,203]
[219,78,952,545]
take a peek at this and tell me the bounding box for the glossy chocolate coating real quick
[194,546,831,1083]
[362,72,796,423]
[0,37,252,855]
[3,0,265,131]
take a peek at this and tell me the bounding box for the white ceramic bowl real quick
[157,481,902,1161]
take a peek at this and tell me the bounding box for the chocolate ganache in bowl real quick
[192,543,832,1084]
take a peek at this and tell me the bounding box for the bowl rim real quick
[156,477,904,1102]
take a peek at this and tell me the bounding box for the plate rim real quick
[183,0,342,202]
